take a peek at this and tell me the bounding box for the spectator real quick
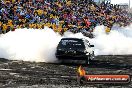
[0,21,2,34]
[0,0,131,35]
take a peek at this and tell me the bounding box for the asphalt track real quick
[0,55,132,88]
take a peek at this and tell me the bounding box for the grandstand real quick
[0,0,131,35]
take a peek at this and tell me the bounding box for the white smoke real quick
[0,24,132,62]
[0,27,61,62]
[91,24,132,55]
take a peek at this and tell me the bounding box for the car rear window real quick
[58,39,85,48]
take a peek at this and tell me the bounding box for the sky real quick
[111,0,132,8]
[94,0,132,8]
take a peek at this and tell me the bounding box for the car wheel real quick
[85,55,90,64]
[90,51,95,60]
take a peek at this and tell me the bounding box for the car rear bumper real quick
[56,55,87,60]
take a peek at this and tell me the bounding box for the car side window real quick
[84,40,90,47]
[83,41,88,49]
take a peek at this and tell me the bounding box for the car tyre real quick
[85,55,91,64]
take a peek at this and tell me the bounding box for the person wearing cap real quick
[0,21,2,34]
[2,24,8,34]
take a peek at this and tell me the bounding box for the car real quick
[55,38,94,64]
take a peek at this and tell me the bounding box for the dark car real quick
[55,38,94,64]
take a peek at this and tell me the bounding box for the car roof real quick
[61,38,83,40]
[61,38,89,41]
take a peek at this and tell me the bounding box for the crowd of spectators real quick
[0,0,131,36]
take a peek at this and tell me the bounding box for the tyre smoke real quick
[91,24,132,55]
[0,27,61,62]
[0,24,132,62]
